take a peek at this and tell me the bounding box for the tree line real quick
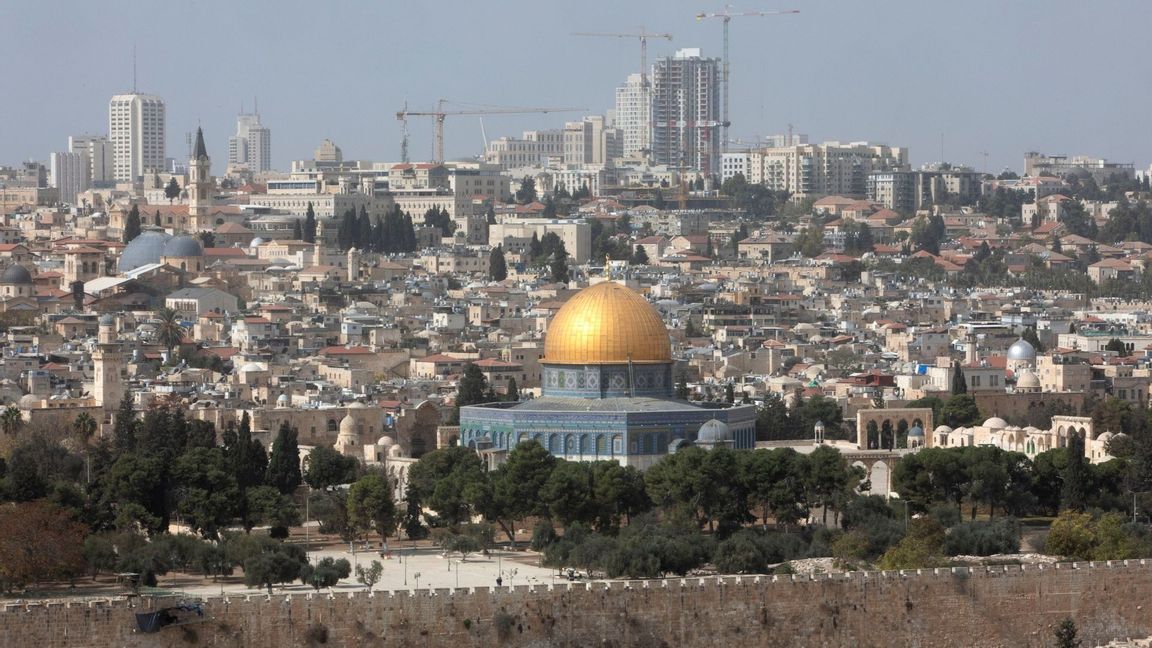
[335,205,419,254]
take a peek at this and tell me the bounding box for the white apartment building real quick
[68,135,114,185]
[485,130,564,169]
[562,116,623,167]
[1024,152,1135,184]
[748,141,908,198]
[49,151,89,205]
[615,73,651,158]
[228,111,272,173]
[108,93,166,182]
[720,152,749,182]
[651,49,721,175]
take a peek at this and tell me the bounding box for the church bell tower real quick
[188,127,212,231]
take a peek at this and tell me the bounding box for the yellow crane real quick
[695,6,799,151]
[396,100,586,164]
[571,29,673,89]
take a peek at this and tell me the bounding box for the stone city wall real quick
[4,560,1152,648]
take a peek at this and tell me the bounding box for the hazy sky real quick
[3,0,1150,174]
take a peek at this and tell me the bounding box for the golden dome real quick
[543,282,671,365]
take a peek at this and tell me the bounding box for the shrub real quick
[530,520,557,551]
[840,495,893,530]
[1044,511,1096,561]
[943,518,1021,556]
[714,531,770,574]
[877,518,946,570]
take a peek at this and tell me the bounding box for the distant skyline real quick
[2,0,1150,175]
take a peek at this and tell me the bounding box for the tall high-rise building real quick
[614,73,651,158]
[108,93,166,182]
[651,49,721,175]
[49,151,90,205]
[227,110,272,173]
[68,135,115,186]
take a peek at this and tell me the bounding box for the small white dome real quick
[983,417,1008,429]
[240,363,264,373]
[376,435,396,447]
[1017,370,1040,390]
[934,425,953,434]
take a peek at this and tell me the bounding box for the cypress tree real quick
[303,202,317,243]
[506,377,520,402]
[402,213,417,251]
[112,391,137,456]
[123,204,142,243]
[489,245,508,281]
[357,206,372,247]
[1061,432,1090,511]
[266,421,302,495]
[292,218,303,240]
[951,362,968,395]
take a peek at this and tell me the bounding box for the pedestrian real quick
[496,576,503,587]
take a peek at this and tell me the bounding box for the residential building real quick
[49,151,89,205]
[750,141,908,198]
[614,73,651,158]
[1024,152,1135,184]
[651,49,721,174]
[69,135,114,186]
[867,165,982,212]
[108,93,166,182]
[484,130,564,170]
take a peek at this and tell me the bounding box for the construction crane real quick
[571,29,673,89]
[396,100,586,164]
[695,6,799,153]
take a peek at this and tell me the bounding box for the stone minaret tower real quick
[188,127,212,231]
[92,313,122,413]
[347,247,361,282]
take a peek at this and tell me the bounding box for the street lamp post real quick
[413,572,421,591]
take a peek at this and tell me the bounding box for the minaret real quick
[92,314,122,413]
[347,247,361,282]
[188,127,212,231]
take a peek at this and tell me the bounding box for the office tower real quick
[615,73,651,158]
[108,93,166,182]
[50,151,90,204]
[228,109,272,173]
[651,48,721,175]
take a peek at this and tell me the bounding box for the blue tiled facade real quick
[459,359,757,469]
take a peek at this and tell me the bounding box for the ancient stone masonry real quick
[5,561,1152,647]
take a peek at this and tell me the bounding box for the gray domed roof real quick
[908,425,924,437]
[99,313,115,325]
[1007,338,1036,361]
[248,237,266,249]
[697,418,731,443]
[118,231,173,272]
[0,264,32,285]
[162,235,204,258]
